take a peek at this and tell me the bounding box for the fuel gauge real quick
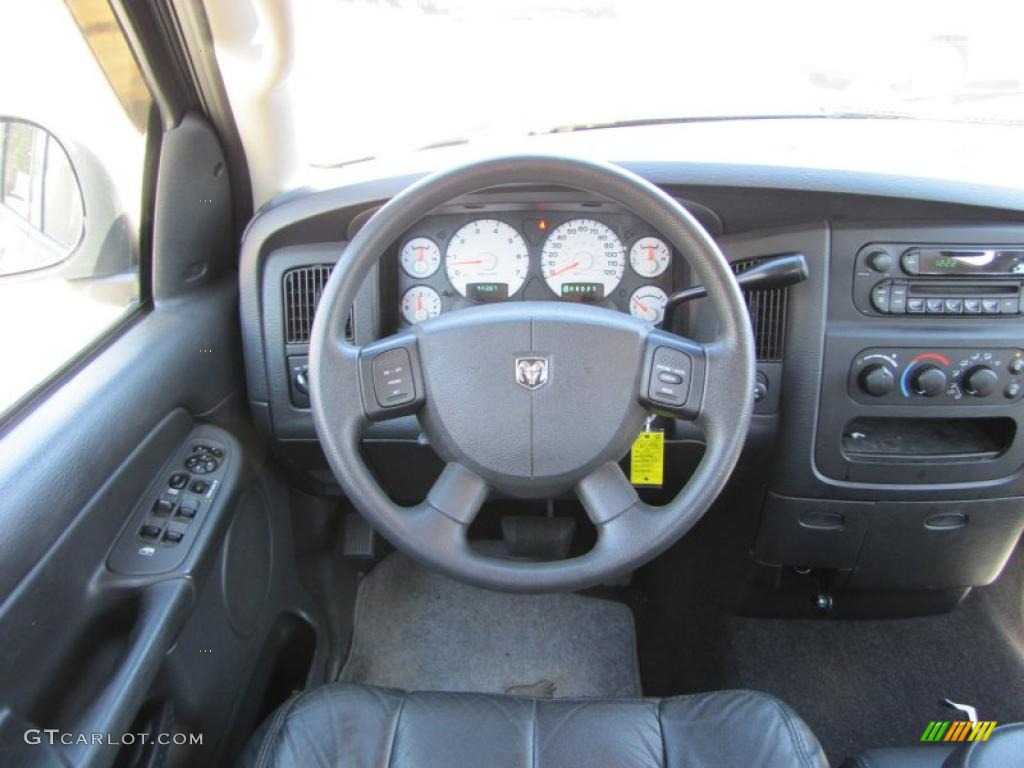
[629,286,669,324]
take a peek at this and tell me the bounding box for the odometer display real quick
[541,219,625,296]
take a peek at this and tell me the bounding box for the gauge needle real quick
[548,260,581,278]
[416,294,423,312]
[448,259,484,266]
[634,299,649,313]
[417,247,425,263]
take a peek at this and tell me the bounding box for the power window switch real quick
[163,529,184,544]
[176,504,197,520]
[139,524,161,540]
[151,498,174,516]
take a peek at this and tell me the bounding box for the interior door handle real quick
[66,579,192,768]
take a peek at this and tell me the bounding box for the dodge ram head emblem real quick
[515,357,549,390]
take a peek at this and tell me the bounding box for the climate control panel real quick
[848,347,1024,405]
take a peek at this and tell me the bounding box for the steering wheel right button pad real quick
[648,347,692,406]
[639,331,706,420]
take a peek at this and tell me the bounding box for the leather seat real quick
[239,683,828,768]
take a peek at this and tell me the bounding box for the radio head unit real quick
[902,247,1024,277]
[854,244,1024,317]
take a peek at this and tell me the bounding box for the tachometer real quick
[400,237,441,277]
[629,237,671,277]
[629,286,669,324]
[541,219,624,298]
[400,285,442,324]
[445,219,529,298]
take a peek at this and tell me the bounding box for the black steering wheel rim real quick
[309,154,754,592]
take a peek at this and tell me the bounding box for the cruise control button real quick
[372,348,415,407]
[648,347,692,406]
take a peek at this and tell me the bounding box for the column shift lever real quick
[662,253,809,328]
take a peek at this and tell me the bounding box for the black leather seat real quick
[239,683,828,768]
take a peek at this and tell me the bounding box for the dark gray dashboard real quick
[238,167,1024,599]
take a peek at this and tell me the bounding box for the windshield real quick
[207,0,1024,180]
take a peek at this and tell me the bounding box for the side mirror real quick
[0,119,85,276]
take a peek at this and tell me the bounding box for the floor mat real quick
[339,553,641,698]
[639,537,1024,764]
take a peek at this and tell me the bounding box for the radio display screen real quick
[920,249,1024,276]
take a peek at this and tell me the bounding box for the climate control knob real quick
[964,365,999,397]
[859,364,896,397]
[911,365,948,397]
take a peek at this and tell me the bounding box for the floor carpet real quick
[339,552,641,698]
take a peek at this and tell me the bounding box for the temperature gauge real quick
[629,237,671,277]
[400,285,442,324]
[629,286,669,324]
[400,237,441,278]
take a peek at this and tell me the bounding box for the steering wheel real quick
[309,155,754,592]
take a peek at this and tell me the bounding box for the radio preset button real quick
[925,298,945,313]
[870,282,891,313]
[944,298,963,314]
[907,298,925,313]
[901,249,920,274]
[963,298,982,313]
[1000,297,1020,314]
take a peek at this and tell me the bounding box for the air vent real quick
[283,264,353,343]
[730,257,787,362]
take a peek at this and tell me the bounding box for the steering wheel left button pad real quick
[358,335,426,421]
[372,348,415,407]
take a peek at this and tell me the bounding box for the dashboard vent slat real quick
[283,264,351,344]
[730,257,787,362]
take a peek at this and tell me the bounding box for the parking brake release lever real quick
[662,253,809,329]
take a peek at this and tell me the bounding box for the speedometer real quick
[445,219,529,298]
[541,219,625,299]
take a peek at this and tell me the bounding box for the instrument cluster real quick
[395,209,675,327]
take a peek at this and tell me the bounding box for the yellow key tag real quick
[630,429,664,487]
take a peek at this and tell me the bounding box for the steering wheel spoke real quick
[575,462,640,525]
[638,329,707,421]
[356,332,427,422]
[423,462,490,525]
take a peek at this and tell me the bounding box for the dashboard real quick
[238,143,1024,607]
[392,206,675,328]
